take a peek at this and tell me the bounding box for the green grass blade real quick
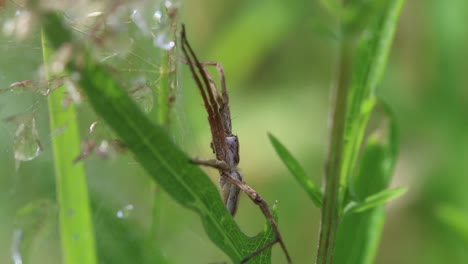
[42,12,275,264]
[268,133,322,207]
[41,29,97,264]
[334,99,400,264]
[344,187,406,215]
[340,0,405,189]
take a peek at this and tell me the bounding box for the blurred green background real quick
[1,0,468,263]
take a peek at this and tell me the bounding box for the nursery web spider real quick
[181,25,292,263]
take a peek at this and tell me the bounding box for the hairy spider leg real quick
[181,26,226,161]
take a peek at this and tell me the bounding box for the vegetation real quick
[0,0,467,263]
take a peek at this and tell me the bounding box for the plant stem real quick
[156,50,175,126]
[147,5,178,263]
[41,29,97,264]
[316,31,353,264]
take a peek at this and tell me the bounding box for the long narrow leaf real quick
[331,0,405,263]
[42,29,97,264]
[340,0,405,189]
[268,133,322,207]
[334,99,400,264]
[343,187,406,215]
[42,12,276,264]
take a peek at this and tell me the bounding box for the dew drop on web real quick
[89,121,99,134]
[116,204,134,219]
[129,1,178,51]
[131,9,149,35]
[14,117,42,162]
[153,31,175,51]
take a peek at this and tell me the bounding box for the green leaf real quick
[334,99,400,264]
[42,12,276,264]
[41,29,97,264]
[268,133,322,208]
[332,0,405,262]
[340,0,405,190]
[343,187,406,215]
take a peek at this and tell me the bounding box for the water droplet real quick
[87,11,103,17]
[2,10,34,39]
[131,9,149,35]
[128,3,178,51]
[130,79,154,112]
[116,204,134,219]
[164,0,181,10]
[14,117,42,162]
[97,140,110,155]
[153,10,163,22]
[153,32,175,50]
[89,121,99,134]
[11,229,23,264]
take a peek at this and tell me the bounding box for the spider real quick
[181,25,292,263]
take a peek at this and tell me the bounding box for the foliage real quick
[41,12,275,264]
[1,0,467,263]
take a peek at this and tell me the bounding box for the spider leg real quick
[224,172,292,264]
[196,61,232,135]
[190,157,230,171]
[181,26,227,160]
[196,61,228,104]
[197,61,226,105]
[179,59,223,107]
[191,157,241,215]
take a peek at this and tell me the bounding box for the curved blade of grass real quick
[334,99,400,264]
[41,29,97,264]
[268,133,322,207]
[42,12,275,264]
[343,187,406,215]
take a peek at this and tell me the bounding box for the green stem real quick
[316,32,353,264]
[156,50,175,126]
[147,6,178,263]
[41,29,97,264]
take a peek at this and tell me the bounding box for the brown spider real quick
[181,25,292,263]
